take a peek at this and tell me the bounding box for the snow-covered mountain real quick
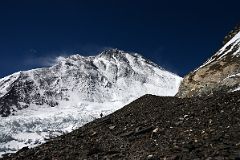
[177,25,240,97]
[0,49,182,156]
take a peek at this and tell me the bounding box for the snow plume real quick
[23,45,113,67]
[23,50,68,67]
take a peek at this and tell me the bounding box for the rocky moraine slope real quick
[2,91,240,160]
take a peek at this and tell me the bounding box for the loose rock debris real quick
[2,92,240,160]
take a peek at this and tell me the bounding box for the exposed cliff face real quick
[177,27,240,98]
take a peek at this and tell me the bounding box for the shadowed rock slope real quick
[2,91,240,160]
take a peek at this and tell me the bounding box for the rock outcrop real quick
[177,26,240,98]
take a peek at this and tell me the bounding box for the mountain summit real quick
[177,26,240,97]
[0,49,182,156]
[0,49,181,117]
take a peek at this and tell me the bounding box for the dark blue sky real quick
[0,0,239,78]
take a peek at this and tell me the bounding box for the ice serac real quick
[0,49,182,156]
[177,25,240,98]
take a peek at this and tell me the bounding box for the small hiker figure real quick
[100,113,103,118]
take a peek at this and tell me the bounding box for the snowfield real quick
[0,101,124,157]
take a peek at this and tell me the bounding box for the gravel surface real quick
[2,92,240,160]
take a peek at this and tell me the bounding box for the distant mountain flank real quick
[0,49,182,157]
[0,49,182,117]
[177,25,240,97]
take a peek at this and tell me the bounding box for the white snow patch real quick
[0,72,20,98]
[232,86,240,92]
